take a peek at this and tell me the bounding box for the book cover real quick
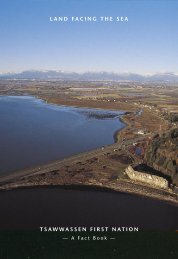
[0,0,178,258]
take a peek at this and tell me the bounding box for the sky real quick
[0,0,178,74]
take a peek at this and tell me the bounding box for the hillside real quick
[145,128,178,185]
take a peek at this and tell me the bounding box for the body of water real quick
[0,96,124,175]
[0,188,177,230]
[1,96,177,231]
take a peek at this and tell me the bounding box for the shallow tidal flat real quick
[0,95,124,175]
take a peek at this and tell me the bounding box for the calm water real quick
[0,96,124,175]
[1,96,177,231]
[0,188,177,230]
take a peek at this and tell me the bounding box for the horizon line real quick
[0,69,178,77]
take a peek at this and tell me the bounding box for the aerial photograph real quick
[0,0,178,258]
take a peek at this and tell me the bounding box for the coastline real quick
[1,181,178,206]
[0,94,177,206]
[1,185,178,208]
[0,140,177,206]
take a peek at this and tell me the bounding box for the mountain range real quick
[0,70,178,82]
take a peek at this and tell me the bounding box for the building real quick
[125,166,168,189]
